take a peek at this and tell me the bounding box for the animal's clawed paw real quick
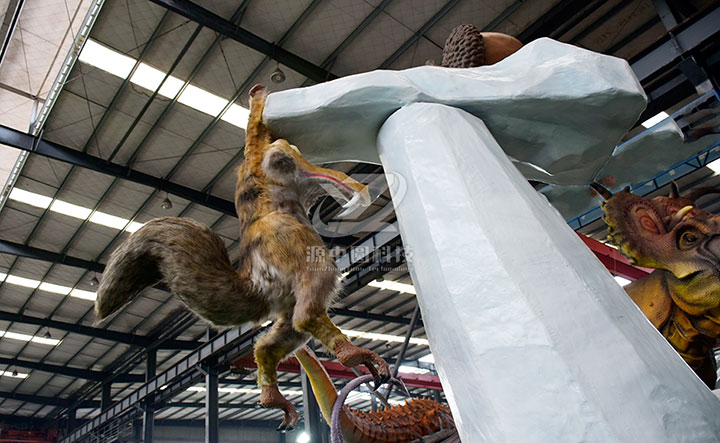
[337,187,373,218]
[334,340,391,390]
[260,385,298,432]
[249,84,266,98]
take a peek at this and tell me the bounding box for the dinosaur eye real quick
[679,231,700,249]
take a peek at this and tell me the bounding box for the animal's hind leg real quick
[255,316,309,431]
[291,266,390,384]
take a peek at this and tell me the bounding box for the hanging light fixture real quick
[161,194,173,210]
[270,64,286,84]
[90,275,100,286]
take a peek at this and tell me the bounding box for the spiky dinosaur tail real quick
[95,217,244,323]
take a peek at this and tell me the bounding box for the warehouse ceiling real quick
[0,0,718,432]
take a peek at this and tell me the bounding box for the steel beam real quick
[630,4,720,83]
[0,310,199,350]
[0,239,104,273]
[518,0,589,42]
[59,326,258,443]
[0,391,97,409]
[0,356,144,382]
[147,0,335,83]
[0,124,236,216]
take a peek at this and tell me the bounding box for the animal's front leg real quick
[292,268,390,387]
[254,317,309,430]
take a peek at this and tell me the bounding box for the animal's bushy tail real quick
[95,217,241,323]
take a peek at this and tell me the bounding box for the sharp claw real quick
[393,378,410,397]
[336,206,355,218]
[342,192,360,209]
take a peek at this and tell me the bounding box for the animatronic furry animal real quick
[593,182,720,388]
[95,85,390,430]
[294,347,457,443]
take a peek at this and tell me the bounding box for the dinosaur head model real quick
[593,182,720,387]
[593,182,720,312]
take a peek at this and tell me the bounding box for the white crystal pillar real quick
[377,103,720,443]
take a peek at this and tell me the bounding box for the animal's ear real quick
[632,206,665,235]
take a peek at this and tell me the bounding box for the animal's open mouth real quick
[300,171,354,195]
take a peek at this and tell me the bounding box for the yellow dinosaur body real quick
[594,183,720,387]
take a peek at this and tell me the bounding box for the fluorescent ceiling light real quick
[9,188,143,233]
[79,39,248,129]
[367,280,416,294]
[5,274,40,289]
[0,370,29,379]
[707,158,720,174]
[398,365,430,375]
[187,386,303,396]
[78,39,135,78]
[614,276,631,287]
[346,391,404,405]
[50,200,92,219]
[419,353,435,364]
[2,271,96,301]
[341,328,428,346]
[641,111,669,129]
[0,329,61,346]
[8,188,52,208]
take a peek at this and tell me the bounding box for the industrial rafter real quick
[0,310,199,350]
[147,0,336,83]
[0,124,236,216]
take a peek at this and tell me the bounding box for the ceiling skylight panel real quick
[341,329,429,345]
[78,39,249,129]
[641,111,669,128]
[79,40,135,79]
[89,211,133,230]
[9,188,52,208]
[0,329,61,346]
[367,280,416,294]
[50,200,93,219]
[178,84,229,117]
[130,63,184,97]
[5,274,41,289]
[9,187,143,233]
[70,289,97,301]
[221,104,250,128]
[38,282,72,295]
[0,370,28,379]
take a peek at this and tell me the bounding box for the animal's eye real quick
[679,231,700,248]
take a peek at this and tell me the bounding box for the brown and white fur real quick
[95,85,389,430]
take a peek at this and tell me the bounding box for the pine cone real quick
[441,24,485,68]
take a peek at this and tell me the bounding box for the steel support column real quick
[0,0,24,67]
[205,363,219,443]
[301,364,326,443]
[144,349,157,443]
[101,383,111,411]
[66,407,76,435]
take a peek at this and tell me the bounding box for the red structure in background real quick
[578,233,652,281]
[232,354,443,391]
[0,430,58,443]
